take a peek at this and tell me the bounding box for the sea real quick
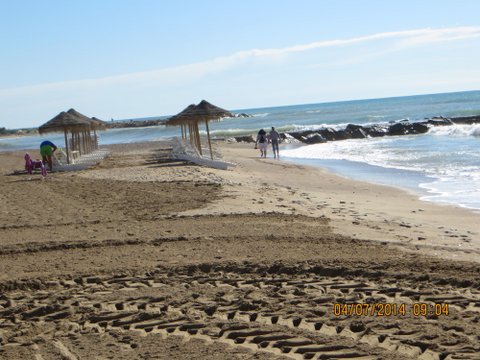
[2,90,480,211]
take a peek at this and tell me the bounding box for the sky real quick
[1,0,480,129]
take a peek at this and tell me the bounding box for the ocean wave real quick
[288,123,350,132]
[281,138,411,169]
[281,136,480,176]
[204,128,259,137]
[428,124,480,137]
[282,137,480,210]
[419,173,480,211]
[252,112,270,117]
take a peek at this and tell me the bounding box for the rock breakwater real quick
[232,115,480,144]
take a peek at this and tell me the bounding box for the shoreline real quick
[281,156,480,213]
[4,140,478,264]
[215,142,480,263]
[282,156,434,195]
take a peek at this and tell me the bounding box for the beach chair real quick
[52,148,71,166]
[50,147,110,172]
[24,153,47,177]
[171,138,235,170]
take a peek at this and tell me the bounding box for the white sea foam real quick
[420,174,480,210]
[282,137,418,171]
[289,123,350,132]
[428,124,480,137]
[203,128,258,137]
[282,133,480,210]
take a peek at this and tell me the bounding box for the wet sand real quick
[0,141,479,360]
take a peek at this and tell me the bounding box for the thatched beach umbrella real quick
[165,104,198,151]
[39,111,91,164]
[166,100,233,159]
[91,117,108,129]
[66,109,107,151]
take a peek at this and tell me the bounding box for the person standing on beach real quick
[40,140,57,172]
[255,129,268,158]
[269,127,281,158]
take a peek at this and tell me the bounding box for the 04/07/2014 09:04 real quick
[333,302,450,317]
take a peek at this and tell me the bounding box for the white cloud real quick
[2,26,480,127]
[1,26,479,98]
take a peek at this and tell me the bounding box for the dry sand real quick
[0,140,479,360]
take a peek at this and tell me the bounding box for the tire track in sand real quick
[1,264,479,359]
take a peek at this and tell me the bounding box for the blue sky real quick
[1,0,480,128]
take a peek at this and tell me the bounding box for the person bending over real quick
[40,140,57,171]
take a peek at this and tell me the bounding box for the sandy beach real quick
[0,140,479,360]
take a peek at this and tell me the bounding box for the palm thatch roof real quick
[66,108,92,122]
[38,111,91,134]
[165,104,197,126]
[165,100,233,126]
[39,109,108,134]
[91,117,108,130]
[192,99,233,120]
[165,100,233,160]
[67,108,107,130]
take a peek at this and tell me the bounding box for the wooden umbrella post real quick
[81,131,85,154]
[205,118,213,160]
[195,121,202,155]
[93,129,98,149]
[85,130,89,153]
[82,130,87,154]
[189,123,194,146]
[72,132,76,154]
[76,132,82,155]
[64,130,70,164]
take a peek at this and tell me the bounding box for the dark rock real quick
[345,124,367,139]
[388,123,408,136]
[281,133,300,143]
[388,122,429,136]
[237,113,480,148]
[345,124,363,131]
[426,118,453,126]
[303,133,327,144]
[411,122,429,133]
[234,135,255,143]
[450,115,480,124]
[363,125,388,137]
[332,129,350,140]
[235,113,253,118]
[107,119,166,128]
[289,131,316,141]
[317,128,339,141]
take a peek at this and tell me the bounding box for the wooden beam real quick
[205,118,213,160]
[64,130,70,164]
[195,121,202,155]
